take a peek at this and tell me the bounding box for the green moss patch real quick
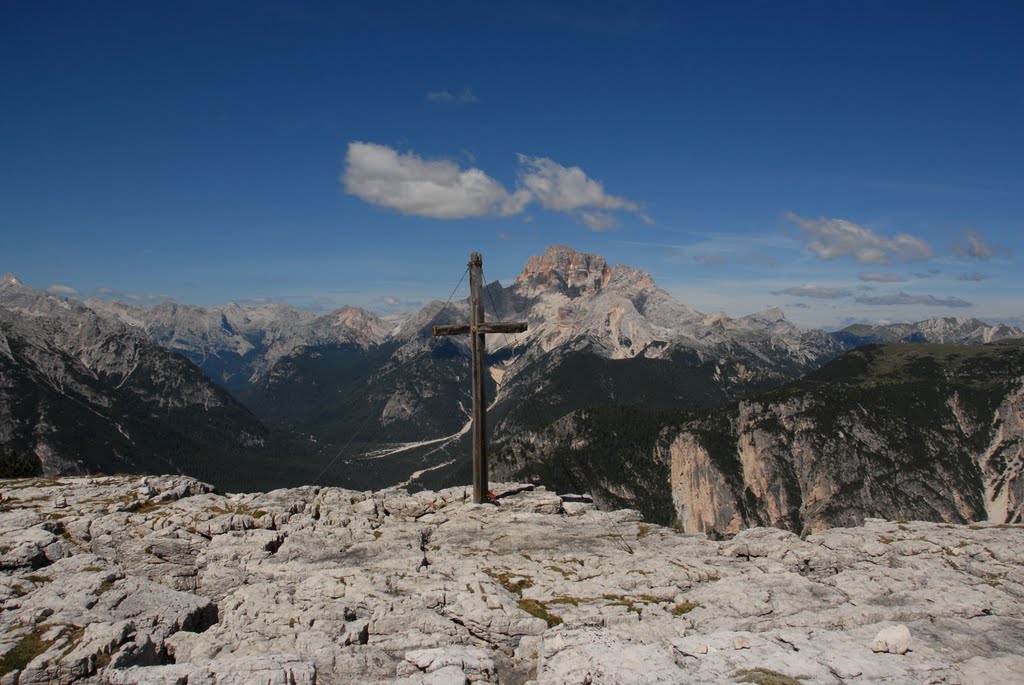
[734,668,808,685]
[670,601,699,615]
[517,599,563,627]
[485,569,534,596]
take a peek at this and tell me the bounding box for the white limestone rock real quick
[2,476,1023,684]
[872,624,912,655]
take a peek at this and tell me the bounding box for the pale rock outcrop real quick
[872,624,912,655]
[2,475,1023,684]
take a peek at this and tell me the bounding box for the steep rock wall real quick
[670,345,1024,535]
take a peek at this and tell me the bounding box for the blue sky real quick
[2,1,1021,328]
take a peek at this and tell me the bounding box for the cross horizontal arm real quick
[476,321,528,334]
[433,324,471,336]
[433,321,529,337]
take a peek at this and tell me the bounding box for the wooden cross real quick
[433,252,528,504]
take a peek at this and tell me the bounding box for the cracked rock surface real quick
[1,475,1023,684]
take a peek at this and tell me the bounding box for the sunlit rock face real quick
[514,245,613,296]
[2,475,1023,684]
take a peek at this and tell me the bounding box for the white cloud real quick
[854,292,972,307]
[517,155,638,213]
[858,272,905,282]
[342,142,648,231]
[426,88,479,104]
[342,142,528,219]
[776,285,851,299]
[785,212,934,265]
[46,284,77,295]
[579,211,618,232]
[952,230,995,260]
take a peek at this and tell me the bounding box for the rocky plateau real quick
[2,475,1023,684]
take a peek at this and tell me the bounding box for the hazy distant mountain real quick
[0,274,275,488]
[832,317,1024,347]
[87,299,389,389]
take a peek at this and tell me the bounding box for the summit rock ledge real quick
[1,476,1023,684]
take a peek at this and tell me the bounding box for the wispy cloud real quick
[911,268,942,278]
[379,295,423,310]
[854,292,972,307]
[579,211,618,232]
[958,271,989,281]
[951,230,995,260]
[342,142,648,230]
[46,283,77,295]
[90,286,173,303]
[775,285,851,299]
[858,272,905,283]
[693,254,726,266]
[124,292,173,302]
[425,88,479,104]
[497,230,540,242]
[785,212,934,265]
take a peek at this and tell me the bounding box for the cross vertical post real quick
[433,251,528,504]
[469,252,487,504]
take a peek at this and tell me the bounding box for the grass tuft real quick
[0,630,55,676]
[734,668,808,685]
[517,598,563,627]
[670,601,699,615]
[485,569,534,596]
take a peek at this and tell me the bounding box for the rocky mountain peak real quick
[747,306,787,323]
[319,305,389,343]
[606,263,657,292]
[1,273,23,287]
[514,245,613,296]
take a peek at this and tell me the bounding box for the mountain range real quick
[2,247,1023,523]
[86,297,390,389]
[0,274,273,489]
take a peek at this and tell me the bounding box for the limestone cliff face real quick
[668,436,744,535]
[669,342,1024,535]
[980,382,1024,523]
[514,244,613,295]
